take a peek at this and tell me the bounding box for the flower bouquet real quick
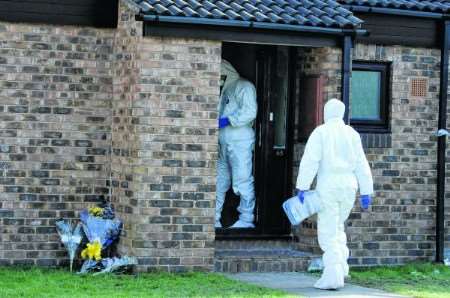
[55,219,82,272]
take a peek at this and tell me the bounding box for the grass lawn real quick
[0,267,294,298]
[350,263,450,298]
[2,263,449,298]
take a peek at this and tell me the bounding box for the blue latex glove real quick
[360,194,372,210]
[296,189,305,204]
[218,117,230,128]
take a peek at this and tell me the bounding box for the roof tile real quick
[183,6,199,16]
[187,0,202,9]
[339,0,450,13]
[197,7,213,17]
[167,4,184,15]
[133,0,363,29]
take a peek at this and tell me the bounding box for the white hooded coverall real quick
[296,99,373,290]
[216,60,258,227]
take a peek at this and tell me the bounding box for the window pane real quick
[351,70,381,120]
[272,46,288,149]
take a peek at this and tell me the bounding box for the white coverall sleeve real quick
[227,82,257,127]
[353,134,374,195]
[296,128,322,190]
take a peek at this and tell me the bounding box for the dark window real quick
[350,62,390,132]
[0,0,118,28]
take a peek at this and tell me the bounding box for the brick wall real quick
[122,36,221,272]
[0,0,221,271]
[111,1,222,272]
[110,0,141,261]
[0,22,114,266]
[349,44,442,265]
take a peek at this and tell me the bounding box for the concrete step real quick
[214,240,317,273]
[215,239,298,250]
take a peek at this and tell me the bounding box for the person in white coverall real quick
[215,60,257,229]
[296,99,373,290]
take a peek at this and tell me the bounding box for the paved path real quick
[227,272,409,298]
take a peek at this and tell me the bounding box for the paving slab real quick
[227,272,409,298]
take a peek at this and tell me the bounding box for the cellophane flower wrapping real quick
[55,219,82,272]
[93,256,138,275]
[78,259,101,274]
[80,210,122,248]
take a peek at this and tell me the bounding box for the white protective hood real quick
[324,98,345,123]
[221,59,240,93]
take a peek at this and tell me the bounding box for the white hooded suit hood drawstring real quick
[296,98,373,290]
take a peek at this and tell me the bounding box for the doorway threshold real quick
[214,239,317,273]
[215,227,294,240]
[215,233,294,241]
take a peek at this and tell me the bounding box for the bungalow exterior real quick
[0,0,448,272]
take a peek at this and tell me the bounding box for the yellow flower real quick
[81,241,102,261]
[89,207,104,217]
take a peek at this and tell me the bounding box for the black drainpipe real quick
[436,20,449,264]
[341,34,353,124]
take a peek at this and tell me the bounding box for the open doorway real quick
[216,42,296,239]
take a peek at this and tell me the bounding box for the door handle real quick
[258,125,262,147]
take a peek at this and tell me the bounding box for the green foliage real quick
[350,263,450,298]
[0,267,292,298]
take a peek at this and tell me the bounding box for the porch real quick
[136,2,357,271]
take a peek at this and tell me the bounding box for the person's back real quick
[296,99,373,197]
[295,98,373,290]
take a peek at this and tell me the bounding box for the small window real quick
[350,62,390,132]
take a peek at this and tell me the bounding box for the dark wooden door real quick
[255,46,293,236]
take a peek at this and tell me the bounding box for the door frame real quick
[216,45,297,240]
